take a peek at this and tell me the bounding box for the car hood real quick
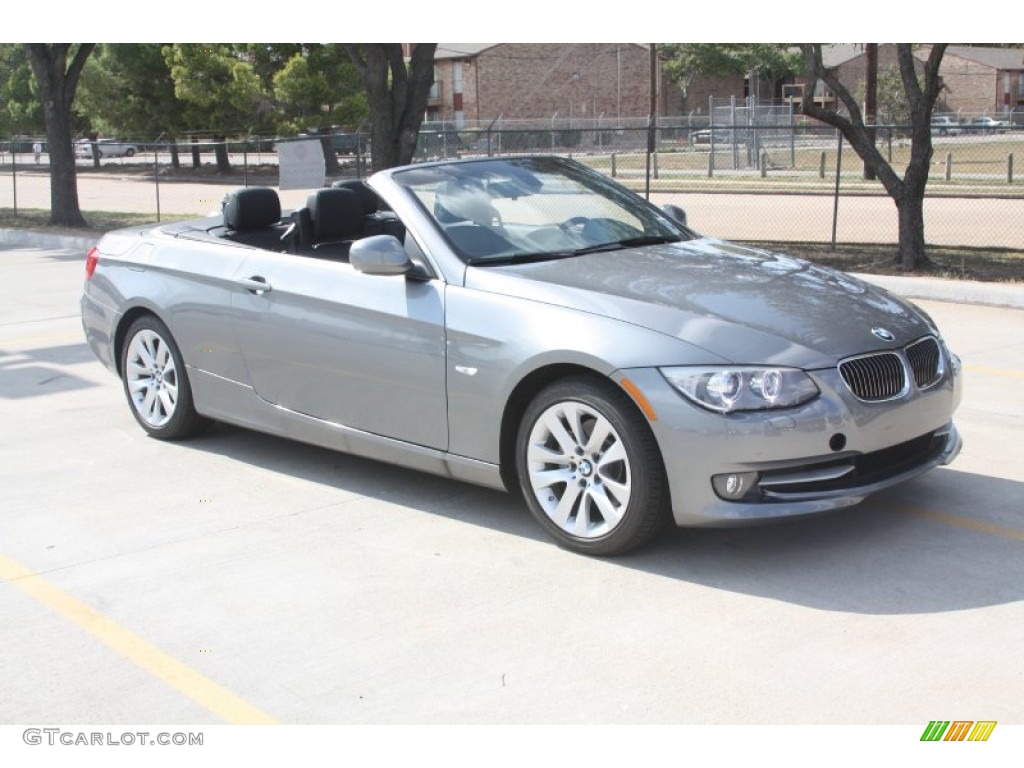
[464,238,935,369]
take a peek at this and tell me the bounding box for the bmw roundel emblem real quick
[871,327,896,342]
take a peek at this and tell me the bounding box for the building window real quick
[454,62,464,96]
[782,83,805,100]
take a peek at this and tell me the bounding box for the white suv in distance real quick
[930,116,962,136]
[74,139,139,159]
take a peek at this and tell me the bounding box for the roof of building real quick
[820,44,1024,71]
[943,46,1024,70]
[434,43,652,62]
[820,44,868,67]
[434,44,497,60]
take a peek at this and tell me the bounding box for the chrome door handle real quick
[237,276,272,295]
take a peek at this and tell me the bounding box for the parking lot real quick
[1,239,1022,755]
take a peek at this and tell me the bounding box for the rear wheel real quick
[516,377,669,555]
[121,315,211,440]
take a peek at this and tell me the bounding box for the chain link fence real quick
[2,123,1022,249]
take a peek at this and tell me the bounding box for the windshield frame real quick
[390,155,696,265]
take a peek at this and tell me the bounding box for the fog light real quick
[712,471,760,500]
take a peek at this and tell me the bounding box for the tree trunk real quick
[214,136,231,173]
[169,139,180,170]
[191,136,201,168]
[314,127,340,175]
[88,133,101,168]
[798,43,947,274]
[895,190,928,271]
[45,110,86,227]
[23,44,95,228]
[345,44,437,172]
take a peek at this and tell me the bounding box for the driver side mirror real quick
[662,204,687,227]
[350,235,414,276]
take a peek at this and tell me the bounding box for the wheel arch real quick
[113,305,167,378]
[497,362,667,496]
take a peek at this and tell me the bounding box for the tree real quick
[77,45,183,138]
[273,45,367,173]
[799,44,948,271]
[23,44,95,227]
[857,65,912,126]
[343,44,436,171]
[163,44,264,172]
[77,44,188,167]
[0,45,45,136]
[661,43,802,104]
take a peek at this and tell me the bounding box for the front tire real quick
[516,377,669,556]
[121,315,211,440]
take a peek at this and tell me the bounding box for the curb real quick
[850,273,1024,310]
[0,228,98,253]
[3,228,1022,310]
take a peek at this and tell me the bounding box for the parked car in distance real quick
[930,116,962,136]
[332,133,368,156]
[690,129,736,145]
[80,155,963,556]
[75,139,139,159]
[966,116,1010,134]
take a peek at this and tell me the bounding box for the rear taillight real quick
[85,246,99,279]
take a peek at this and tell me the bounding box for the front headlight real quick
[661,366,820,414]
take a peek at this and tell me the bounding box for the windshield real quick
[391,156,693,264]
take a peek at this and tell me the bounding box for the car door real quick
[229,250,449,450]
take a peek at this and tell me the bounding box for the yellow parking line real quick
[885,503,1024,543]
[964,363,1024,379]
[0,553,278,725]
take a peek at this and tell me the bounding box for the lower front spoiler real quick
[675,424,962,527]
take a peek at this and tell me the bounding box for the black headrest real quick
[223,187,281,230]
[306,188,364,241]
[331,179,380,215]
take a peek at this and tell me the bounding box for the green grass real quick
[746,241,1024,283]
[0,208,197,236]
[580,140,1024,196]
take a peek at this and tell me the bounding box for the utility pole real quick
[645,43,658,199]
[864,43,878,181]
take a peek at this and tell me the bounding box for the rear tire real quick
[516,376,669,556]
[121,315,211,440]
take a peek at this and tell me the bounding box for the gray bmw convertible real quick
[81,155,962,555]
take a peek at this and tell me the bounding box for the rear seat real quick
[222,187,289,250]
[331,179,406,243]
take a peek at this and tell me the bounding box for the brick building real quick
[423,44,1024,127]
[790,44,1024,118]
[926,46,1024,116]
[426,43,685,126]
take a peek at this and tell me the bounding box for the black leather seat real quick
[304,187,365,260]
[331,178,406,243]
[222,187,287,250]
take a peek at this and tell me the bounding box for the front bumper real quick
[619,361,962,527]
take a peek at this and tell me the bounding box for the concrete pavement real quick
[1,240,1023,735]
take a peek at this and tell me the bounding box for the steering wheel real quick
[559,216,589,232]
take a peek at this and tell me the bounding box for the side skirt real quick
[189,368,507,491]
